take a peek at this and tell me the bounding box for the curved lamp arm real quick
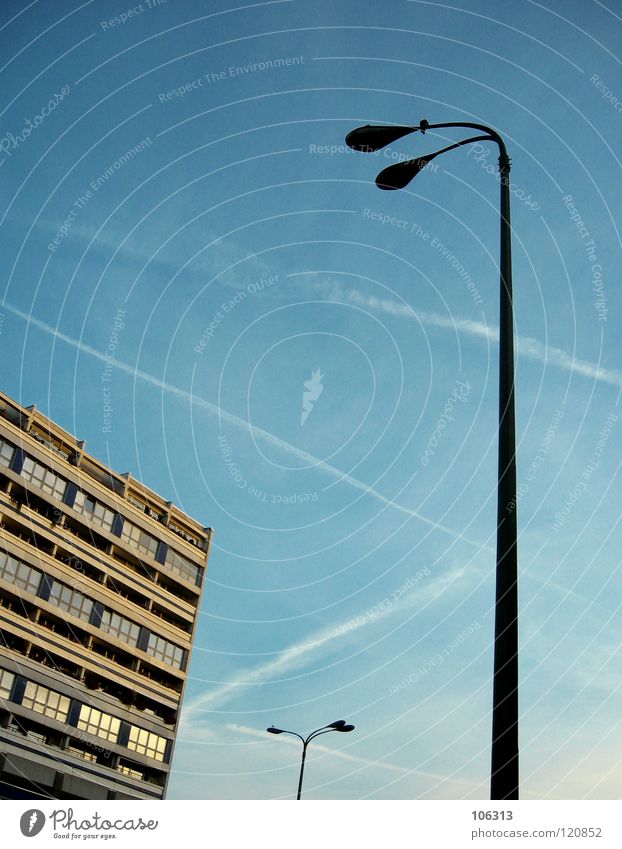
[346,119,508,159]
[267,726,305,744]
[346,119,510,177]
[306,727,341,744]
[375,134,494,190]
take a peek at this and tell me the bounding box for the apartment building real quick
[0,391,212,800]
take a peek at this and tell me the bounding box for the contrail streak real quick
[2,302,484,549]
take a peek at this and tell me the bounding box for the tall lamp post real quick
[345,119,519,800]
[267,720,355,799]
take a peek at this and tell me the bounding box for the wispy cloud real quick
[2,302,484,550]
[317,282,622,389]
[36,199,297,298]
[58,218,268,289]
[181,563,466,716]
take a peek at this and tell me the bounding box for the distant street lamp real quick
[267,720,355,799]
[345,118,519,800]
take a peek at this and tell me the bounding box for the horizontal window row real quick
[121,520,159,558]
[3,426,201,543]
[20,455,67,501]
[50,580,93,622]
[22,679,71,722]
[0,551,42,596]
[73,489,115,532]
[147,632,184,669]
[2,709,165,787]
[0,550,186,670]
[1,433,203,586]
[128,725,167,760]
[0,625,178,724]
[1,673,170,763]
[165,546,201,585]
[78,703,119,742]
[100,608,140,646]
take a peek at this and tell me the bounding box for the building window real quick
[30,429,70,460]
[169,521,201,547]
[67,745,97,763]
[0,438,15,468]
[100,609,140,647]
[0,668,15,700]
[127,494,147,511]
[117,761,144,779]
[20,455,67,500]
[120,521,158,559]
[0,551,42,595]
[26,729,48,744]
[49,581,93,622]
[146,633,184,670]
[77,705,120,742]
[127,726,167,762]
[165,548,200,585]
[73,491,115,532]
[22,681,70,722]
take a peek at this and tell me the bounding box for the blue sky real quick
[1,0,621,799]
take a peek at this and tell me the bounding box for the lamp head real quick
[327,720,355,732]
[345,124,418,152]
[267,726,285,734]
[376,156,433,190]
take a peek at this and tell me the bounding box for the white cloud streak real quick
[330,286,622,389]
[182,564,466,716]
[2,302,484,549]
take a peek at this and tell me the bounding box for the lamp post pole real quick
[267,720,355,799]
[492,140,518,802]
[345,119,518,800]
[297,737,308,801]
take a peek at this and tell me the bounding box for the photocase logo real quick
[301,368,324,425]
[19,810,46,837]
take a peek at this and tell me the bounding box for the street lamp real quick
[267,720,355,799]
[346,118,519,801]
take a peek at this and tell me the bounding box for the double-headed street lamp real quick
[345,119,519,800]
[267,720,355,799]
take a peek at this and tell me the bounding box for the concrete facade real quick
[0,391,212,800]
